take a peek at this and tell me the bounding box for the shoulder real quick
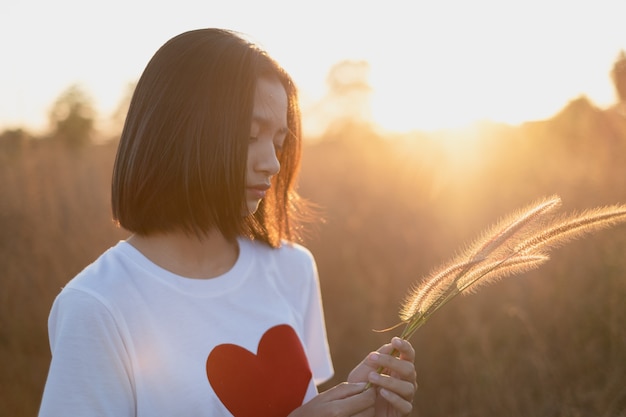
[246,238,316,271]
[49,242,143,343]
[60,241,138,306]
[276,240,316,264]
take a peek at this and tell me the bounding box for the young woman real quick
[38,28,417,417]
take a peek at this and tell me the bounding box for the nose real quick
[254,141,281,177]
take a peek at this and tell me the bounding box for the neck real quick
[127,230,239,279]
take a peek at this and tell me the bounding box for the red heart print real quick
[206,324,312,417]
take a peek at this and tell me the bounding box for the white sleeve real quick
[38,288,135,417]
[302,256,334,386]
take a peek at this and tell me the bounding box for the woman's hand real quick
[288,382,376,417]
[290,337,417,417]
[348,338,417,416]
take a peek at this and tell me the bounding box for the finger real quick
[319,382,370,401]
[368,371,415,401]
[368,350,416,383]
[378,386,414,416]
[347,347,391,383]
[326,385,376,414]
[367,338,415,369]
[349,338,416,384]
[294,383,376,417]
[389,338,418,392]
[391,337,415,362]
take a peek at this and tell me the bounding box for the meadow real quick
[1,97,626,416]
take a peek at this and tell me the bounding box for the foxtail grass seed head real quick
[515,205,626,255]
[468,196,561,262]
[395,197,626,342]
[455,255,549,294]
[399,259,480,322]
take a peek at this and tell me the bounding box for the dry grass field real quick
[2,98,626,416]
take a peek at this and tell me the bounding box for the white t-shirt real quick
[38,238,334,417]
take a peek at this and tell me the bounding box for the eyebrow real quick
[251,114,289,135]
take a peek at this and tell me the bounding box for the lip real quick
[247,183,271,199]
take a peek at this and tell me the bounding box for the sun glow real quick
[284,1,626,136]
[0,0,624,135]
[366,51,620,133]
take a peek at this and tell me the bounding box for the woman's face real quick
[244,77,288,214]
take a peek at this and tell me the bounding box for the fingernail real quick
[369,371,380,382]
[369,352,380,362]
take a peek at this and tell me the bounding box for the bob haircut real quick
[112,28,307,248]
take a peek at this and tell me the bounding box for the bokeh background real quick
[2,1,626,416]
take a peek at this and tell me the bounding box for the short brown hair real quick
[112,29,306,247]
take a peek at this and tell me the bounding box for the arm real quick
[38,289,135,417]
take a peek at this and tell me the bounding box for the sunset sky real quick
[1,0,625,135]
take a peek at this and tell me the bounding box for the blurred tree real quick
[0,128,33,157]
[326,60,372,95]
[109,81,137,135]
[611,50,626,103]
[0,127,32,143]
[303,60,373,137]
[48,84,96,147]
[325,60,372,122]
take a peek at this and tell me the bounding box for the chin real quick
[244,201,261,215]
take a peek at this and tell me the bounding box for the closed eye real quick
[274,128,290,153]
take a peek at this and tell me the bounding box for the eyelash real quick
[249,136,285,153]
